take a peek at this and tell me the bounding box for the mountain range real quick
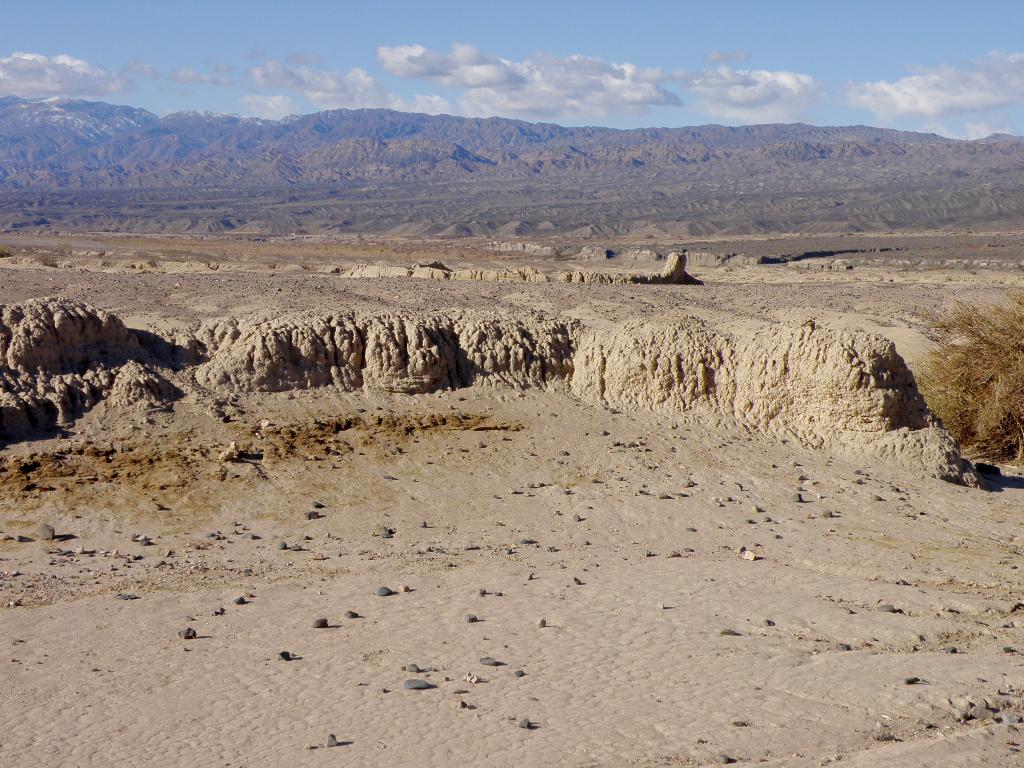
[1,96,1023,236]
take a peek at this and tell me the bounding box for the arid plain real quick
[2,232,1024,768]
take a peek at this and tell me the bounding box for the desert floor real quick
[2,239,1024,767]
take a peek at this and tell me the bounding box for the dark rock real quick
[178,627,197,640]
[375,586,394,597]
[312,617,329,629]
[404,678,435,690]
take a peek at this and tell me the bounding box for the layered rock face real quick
[0,298,975,484]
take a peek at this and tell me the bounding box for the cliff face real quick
[0,297,977,485]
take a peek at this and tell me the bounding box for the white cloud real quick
[847,51,1024,119]
[250,60,390,109]
[169,68,232,87]
[680,65,821,123]
[240,93,300,120]
[0,51,129,97]
[247,59,450,114]
[377,43,680,119]
[705,49,750,64]
[122,60,159,80]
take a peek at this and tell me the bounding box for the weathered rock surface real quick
[0,297,975,483]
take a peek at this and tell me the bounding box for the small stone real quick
[464,614,479,623]
[720,629,742,636]
[278,651,293,661]
[572,513,582,522]
[344,610,360,619]
[715,756,736,765]
[904,676,921,685]
[178,627,197,640]
[35,524,55,541]
[513,669,526,678]
[538,618,547,628]
[276,541,288,550]
[375,586,394,597]
[404,678,435,690]
[313,501,326,509]
[312,617,329,629]
[233,596,247,605]
[400,585,412,593]
[326,734,339,748]
[306,510,320,520]
[480,656,501,666]
[405,664,422,673]
[877,604,897,613]
[518,718,532,729]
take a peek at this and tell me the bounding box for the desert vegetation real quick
[920,290,1024,462]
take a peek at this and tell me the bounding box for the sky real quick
[2,0,1023,137]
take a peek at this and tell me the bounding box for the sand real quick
[1,247,1023,767]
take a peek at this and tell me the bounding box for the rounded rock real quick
[312,617,329,629]
[404,678,435,690]
[375,586,394,597]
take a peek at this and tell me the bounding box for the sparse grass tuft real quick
[919,290,1024,463]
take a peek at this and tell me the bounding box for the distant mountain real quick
[1,96,1023,235]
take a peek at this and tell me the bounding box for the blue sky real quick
[3,0,1023,136]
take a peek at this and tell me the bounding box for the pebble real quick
[404,678,435,690]
[375,586,394,597]
[312,617,329,629]
[344,610,360,619]
[480,656,502,666]
[233,596,247,605]
[279,651,294,661]
[405,664,422,673]
[35,524,55,541]
[877,604,897,613]
[715,756,736,765]
[538,618,547,628]
[518,718,532,729]
[464,614,479,623]
[326,734,339,748]
[275,541,288,550]
[178,627,197,640]
[513,669,526,678]
[720,629,742,636]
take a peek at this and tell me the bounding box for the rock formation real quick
[0,297,976,484]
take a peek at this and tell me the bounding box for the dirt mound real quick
[0,298,174,439]
[333,252,698,285]
[0,298,975,483]
[193,312,577,394]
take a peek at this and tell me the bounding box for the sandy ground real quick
[2,251,1024,767]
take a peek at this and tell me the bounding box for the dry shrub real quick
[919,290,1024,462]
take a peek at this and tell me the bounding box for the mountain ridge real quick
[2,96,1024,236]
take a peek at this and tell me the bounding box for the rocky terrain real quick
[2,98,1024,235]
[2,245,1024,766]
